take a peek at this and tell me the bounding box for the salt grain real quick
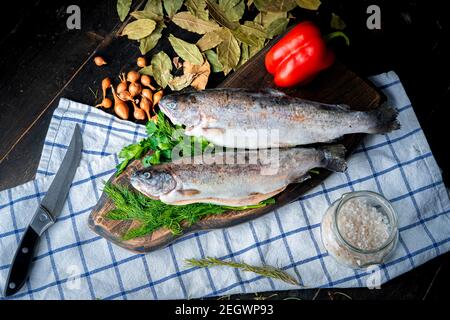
[321,192,398,268]
[337,198,391,251]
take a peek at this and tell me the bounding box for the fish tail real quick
[320,145,348,172]
[368,103,401,133]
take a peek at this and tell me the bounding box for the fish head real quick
[159,93,202,127]
[130,168,177,199]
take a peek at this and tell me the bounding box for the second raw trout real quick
[130,145,347,206]
[159,88,400,149]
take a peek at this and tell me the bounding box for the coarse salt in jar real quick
[321,191,398,269]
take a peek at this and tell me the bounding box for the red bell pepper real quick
[265,21,335,87]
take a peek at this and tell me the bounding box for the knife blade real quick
[4,124,82,297]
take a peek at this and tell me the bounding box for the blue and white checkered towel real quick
[1,72,449,300]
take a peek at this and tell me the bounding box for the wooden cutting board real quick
[88,43,384,253]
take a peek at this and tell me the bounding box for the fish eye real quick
[143,172,151,179]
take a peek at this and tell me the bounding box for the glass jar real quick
[321,191,398,269]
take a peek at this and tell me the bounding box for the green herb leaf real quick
[117,0,132,21]
[116,141,151,176]
[296,0,321,10]
[146,120,158,135]
[196,30,223,51]
[254,0,297,12]
[204,49,223,72]
[172,11,220,34]
[168,34,204,65]
[122,19,156,40]
[219,0,245,22]
[216,28,240,75]
[151,51,173,88]
[185,0,209,20]
[139,22,165,54]
[163,0,184,17]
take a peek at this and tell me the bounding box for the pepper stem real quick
[324,31,350,46]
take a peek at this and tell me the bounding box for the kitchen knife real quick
[4,124,83,297]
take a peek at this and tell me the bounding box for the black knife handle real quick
[4,226,40,297]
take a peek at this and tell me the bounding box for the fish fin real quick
[263,88,286,97]
[336,104,351,111]
[368,103,401,133]
[319,144,348,172]
[317,103,351,112]
[292,174,311,184]
[202,127,225,135]
[177,189,201,196]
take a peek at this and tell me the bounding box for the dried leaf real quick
[169,73,195,91]
[206,0,239,30]
[296,0,321,10]
[145,0,164,16]
[257,11,287,27]
[173,56,183,69]
[196,30,223,51]
[219,0,245,22]
[139,22,165,54]
[254,0,297,12]
[266,17,289,38]
[331,13,346,30]
[232,21,267,47]
[151,51,173,88]
[183,59,211,90]
[130,10,163,21]
[169,35,204,66]
[122,19,157,40]
[248,36,265,58]
[237,42,249,67]
[204,49,223,72]
[185,0,209,20]
[117,0,132,22]
[139,65,154,76]
[172,11,220,34]
[216,28,240,75]
[242,21,267,37]
[163,0,184,17]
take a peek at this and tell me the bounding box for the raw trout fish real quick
[159,88,400,149]
[130,145,347,206]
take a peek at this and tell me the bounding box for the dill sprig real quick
[185,257,300,286]
[103,183,275,240]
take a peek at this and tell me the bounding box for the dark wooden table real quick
[0,0,448,300]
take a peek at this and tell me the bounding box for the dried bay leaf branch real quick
[216,28,240,75]
[169,34,204,65]
[172,11,220,34]
[196,30,223,51]
[122,19,157,40]
[117,0,132,22]
[151,51,173,88]
[185,0,209,20]
[139,22,165,55]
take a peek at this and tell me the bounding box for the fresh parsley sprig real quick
[115,112,211,175]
